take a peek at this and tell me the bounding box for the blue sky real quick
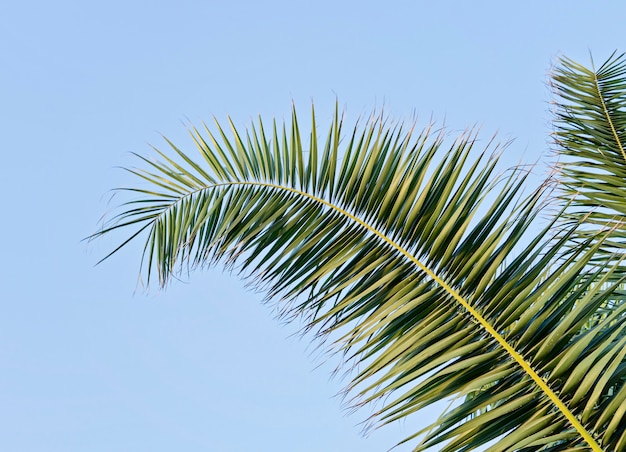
[2,1,625,451]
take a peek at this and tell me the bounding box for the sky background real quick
[2,1,625,451]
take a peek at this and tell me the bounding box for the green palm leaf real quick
[552,52,626,272]
[92,61,625,450]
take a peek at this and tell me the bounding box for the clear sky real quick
[1,1,625,451]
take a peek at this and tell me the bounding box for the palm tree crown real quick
[91,53,626,451]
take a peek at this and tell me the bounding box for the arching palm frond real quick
[552,52,626,275]
[91,58,626,450]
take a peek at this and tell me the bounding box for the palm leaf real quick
[91,98,624,450]
[551,51,626,272]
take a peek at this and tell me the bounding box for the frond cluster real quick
[91,55,626,450]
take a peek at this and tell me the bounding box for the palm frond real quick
[91,100,624,451]
[551,52,626,271]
